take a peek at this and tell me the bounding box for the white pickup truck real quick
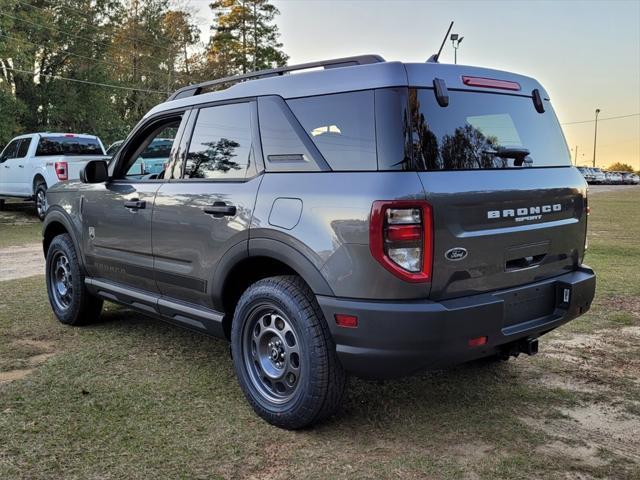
[0,133,107,220]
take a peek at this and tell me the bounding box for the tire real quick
[231,275,346,429]
[35,182,47,221]
[45,233,103,325]
[0,199,5,211]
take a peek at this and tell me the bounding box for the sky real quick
[186,0,640,170]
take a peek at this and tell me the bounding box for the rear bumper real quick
[317,266,596,379]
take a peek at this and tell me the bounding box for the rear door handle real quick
[203,203,236,218]
[124,199,146,210]
[18,165,24,168]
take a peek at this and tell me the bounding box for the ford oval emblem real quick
[445,247,468,261]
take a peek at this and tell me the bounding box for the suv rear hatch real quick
[405,74,587,301]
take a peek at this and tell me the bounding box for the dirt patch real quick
[0,212,38,226]
[0,242,44,281]
[529,402,640,464]
[0,368,34,383]
[525,325,640,468]
[599,295,640,318]
[0,339,57,385]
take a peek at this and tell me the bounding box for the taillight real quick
[55,161,68,180]
[370,200,433,282]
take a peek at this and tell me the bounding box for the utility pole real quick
[573,145,578,165]
[592,108,600,168]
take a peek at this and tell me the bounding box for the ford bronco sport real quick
[42,55,596,429]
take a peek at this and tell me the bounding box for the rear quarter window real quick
[287,90,377,171]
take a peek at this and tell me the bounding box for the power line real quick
[561,113,640,126]
[0,11,172,69]
[0,32,167,79]
[2,66,169,95]
[13,0,176,55]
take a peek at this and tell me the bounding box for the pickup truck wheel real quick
[35,183,47,221]
[46,234,103,325]
[231,275,346,429]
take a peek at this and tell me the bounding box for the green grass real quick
[0,200,41,248]
[0,190,639,479]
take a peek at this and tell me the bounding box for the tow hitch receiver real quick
[521,338,539,356]
[499,338,539,359]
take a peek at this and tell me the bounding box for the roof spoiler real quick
[166,54,385,102]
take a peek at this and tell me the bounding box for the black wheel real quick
[35,183,47,221]
[0,199,5,211]
[45,234,103,325]
[231,276,346,429]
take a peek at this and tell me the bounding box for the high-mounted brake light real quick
[55,161,68,180]
[64,134,76,138]
[370,200,433,282]
[462,76,521,91]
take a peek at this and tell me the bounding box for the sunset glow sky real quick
[190,0,640,170]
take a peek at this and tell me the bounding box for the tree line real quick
[0,0,288,148]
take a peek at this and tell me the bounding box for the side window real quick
[116,118,181,180]
[287,90,377,171]
[0,139,20,163]
[184,103,252,180]
[16,138,31,158]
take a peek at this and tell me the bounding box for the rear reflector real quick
[54,161,68,181]
[462,76,521,91]
[386,224,422,242]
[468,336,488,347]
[335,314,358,328]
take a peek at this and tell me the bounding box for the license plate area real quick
[501,284,556,327]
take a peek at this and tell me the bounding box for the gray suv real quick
[42,55,596,429]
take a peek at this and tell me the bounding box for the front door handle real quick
[18,165,24,168]
[124,199,146,210]
[203,202,236,218]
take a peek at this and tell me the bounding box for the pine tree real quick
[206,0,288,79]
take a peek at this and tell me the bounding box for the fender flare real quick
[211,237,334,310]
[42,207,85,271]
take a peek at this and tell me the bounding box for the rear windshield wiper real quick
[483,147,532,166]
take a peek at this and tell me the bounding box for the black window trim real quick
[258,95,331,173]
[171,97,266,183]
[110,108,190,183]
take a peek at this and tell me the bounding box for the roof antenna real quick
[427,21,454,63]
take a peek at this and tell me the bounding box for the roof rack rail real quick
[166,54,385,102]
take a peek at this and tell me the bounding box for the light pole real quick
[450,33,464,64]
[592,108,600,168]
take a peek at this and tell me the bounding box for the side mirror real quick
[80,160,109,183]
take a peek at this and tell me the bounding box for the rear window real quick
[36,136,104,156]
[287,91,377,171]
[407,89,571,170]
